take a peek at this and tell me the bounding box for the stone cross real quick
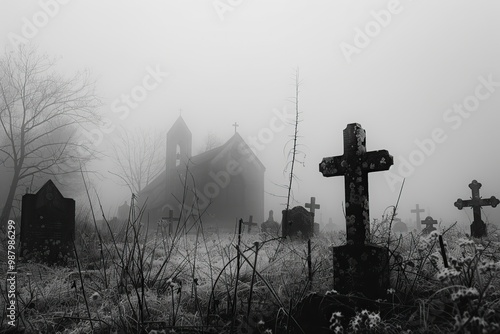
[305,197,320,235]
[319,123,393,299]
[305,197,320,215]
[454,180,499,238]
[242,215,257,233]
[232,122,239,133]
[320,123,393,245]
[411,204,425,232]
[161,209,180,236]
[421,216,437,235]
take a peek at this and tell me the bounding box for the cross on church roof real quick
[232,122,239,134]
[454,180,500,238]
[319,123,393,245]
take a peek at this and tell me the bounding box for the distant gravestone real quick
[261,210,280,234]
[324,218,336,233]
[411,204,424,232]
[392,219,408,234]
[20,180,75,265]
[421,216,437,235]
[305,197,320,237]
[161,210,180,236]
[454,180,499,238]
[242,215,258,233]
[281,206,314,239]
[319,123,393,299]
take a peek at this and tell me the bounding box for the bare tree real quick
[110,127,165,194]
[0,46,100,223]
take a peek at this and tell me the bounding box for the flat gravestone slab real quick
[20,180,75,265]
[332,244,389,299]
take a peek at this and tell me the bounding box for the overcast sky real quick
[2,0,500,230]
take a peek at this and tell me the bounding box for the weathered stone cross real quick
[161,209,180,236]
[454,180,499,238]
[320,123,393,245]
[305,197,320,215]
[232,122,239,133]
[319,123,393,299]
[411,204,425,232]
[242,215,257,233]
[305,197,320,235]
[421,216,437,234]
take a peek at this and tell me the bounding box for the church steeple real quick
[166,116,192,179]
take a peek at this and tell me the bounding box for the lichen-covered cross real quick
[454,180,500,238]
[319,123,393,245]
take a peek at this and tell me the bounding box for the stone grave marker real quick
[392,218,408,234]
[281,206,314,239]
[261,210,280,234]
[421,216,437,235]
[305,196,321,236]
[454,180,499,238]
[161,209,180,236]
[411,204,424,232]
[20,180,75,265]
[319,123,393,299]
[241,215,258,233]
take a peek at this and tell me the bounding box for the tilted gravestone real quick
[454,180,499,238]
[261,210,280,234]
[411,204,424,232]
[20,180,75,265]
[421,216,437,235]
[319,123,393,299]
[281,206,314,239]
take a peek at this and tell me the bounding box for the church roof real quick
[167,116,191,136]
[139,132,265,211]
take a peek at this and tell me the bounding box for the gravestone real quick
[305,197,321,236]
[281,206,314,239]
[261,210,280,234]
[241,215,258,233]
[20,180,75,265]
[161,210,180,236]
[421,216,437,235]
[454,180,499,238]
[324,218,336,233]
[411,204,424,232]
[319,123,393,299]
[392,218,408,234]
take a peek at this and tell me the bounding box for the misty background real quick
[1,0,499,231]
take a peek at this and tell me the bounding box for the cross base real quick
[333,244,390,300]
[471,219,487,238]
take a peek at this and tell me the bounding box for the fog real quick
[2,0,500,230]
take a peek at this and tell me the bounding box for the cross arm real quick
[454,198,471,210]
[363,150,394,172]
[479,196,500,208]
[319,155,346,177]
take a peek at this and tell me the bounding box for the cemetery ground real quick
[2,208,500,334]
